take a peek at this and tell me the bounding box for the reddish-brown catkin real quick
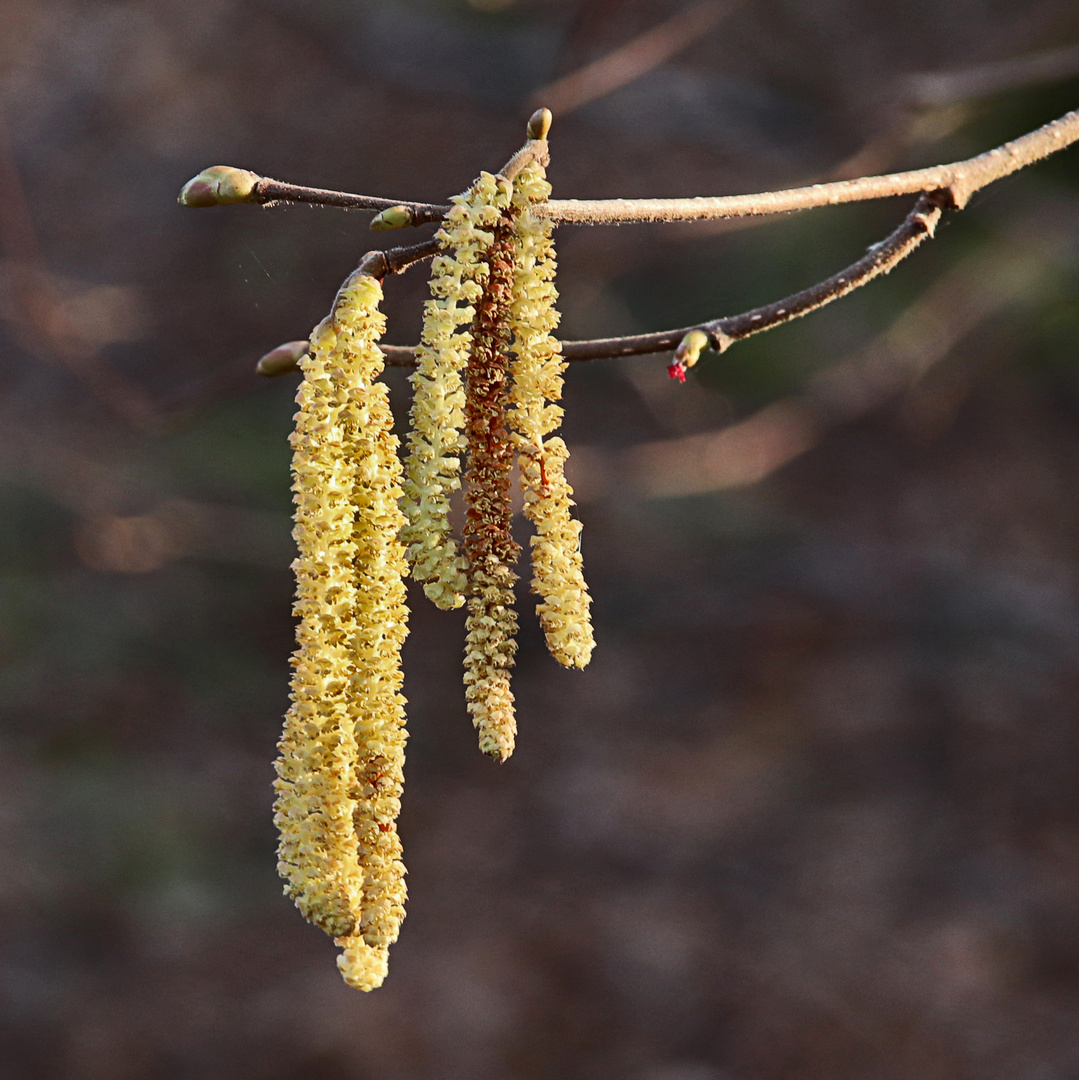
[461,209,521,761]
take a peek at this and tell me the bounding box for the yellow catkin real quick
[274,271,409,993]
[401,174,508,611]
[508,161,595,668]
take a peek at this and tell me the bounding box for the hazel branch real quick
[252,177,451,224]
[356,237,442,278]
[182,108,1078,232]
[252,194,953,374]
[317,193,939,371]
[540,107,1079,224]
[252,104,1077,376]
[498,144,546,184]
[178,165,450,224]
[181,110,552,229]
[562,194,944,363]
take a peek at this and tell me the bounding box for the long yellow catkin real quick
[508,161,594,669]
[274,271,409,993]
[401,176,503,611]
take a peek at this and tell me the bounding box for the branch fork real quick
[182,105,1079,374]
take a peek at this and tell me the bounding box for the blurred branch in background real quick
[0,421,292,572]
[0,108,162,432]
[835,40,1079,179]
[902,41,1079,110]
[527,0,737,116]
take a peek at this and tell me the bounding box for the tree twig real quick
[357,237,443,278]
[188,107,1079,231]
[541,106,1079,224]
[591,242,1046,501]
[189,130,549,229]
[251,176,450,223]
[297,193,959,369]
[253,105,1078,373]
[560,194,943,360]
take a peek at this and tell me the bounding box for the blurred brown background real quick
[3,1,1079,1077]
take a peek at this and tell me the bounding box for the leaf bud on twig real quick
[527,107,553,141]
[256,340,308,377]
[370,205,415,231]
[177,165,260,207]
[667,328,709,382]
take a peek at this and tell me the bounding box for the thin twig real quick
[252,177,449,224]
[358,194,962,367]
[357,237,442,278]
[201,107,1079,231]
[256,105,1078,372]
[498,138,549,182]
[558,194,943,360]
[709,195,942,349]
[527,0,736,116]
[540,106,1079,223]
[228,137,547,226]
[599,243,1046,501]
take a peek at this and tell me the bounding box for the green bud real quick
[256,340,308,377]
[674,329,709,369]
[370,205,414,231]
[178,166,260,207]
[527,107,553,141]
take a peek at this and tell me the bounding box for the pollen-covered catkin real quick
[461,179,522,761]
[401,174,507,611]
[274,271,409,993]
[508,160,594,668]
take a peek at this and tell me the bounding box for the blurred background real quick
[2,1,1079,1077]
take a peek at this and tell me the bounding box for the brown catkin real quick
[461,207,522,761]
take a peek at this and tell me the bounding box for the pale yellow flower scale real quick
[274,272,410,993]
[463,558,518,761]
[508,163,595,668]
